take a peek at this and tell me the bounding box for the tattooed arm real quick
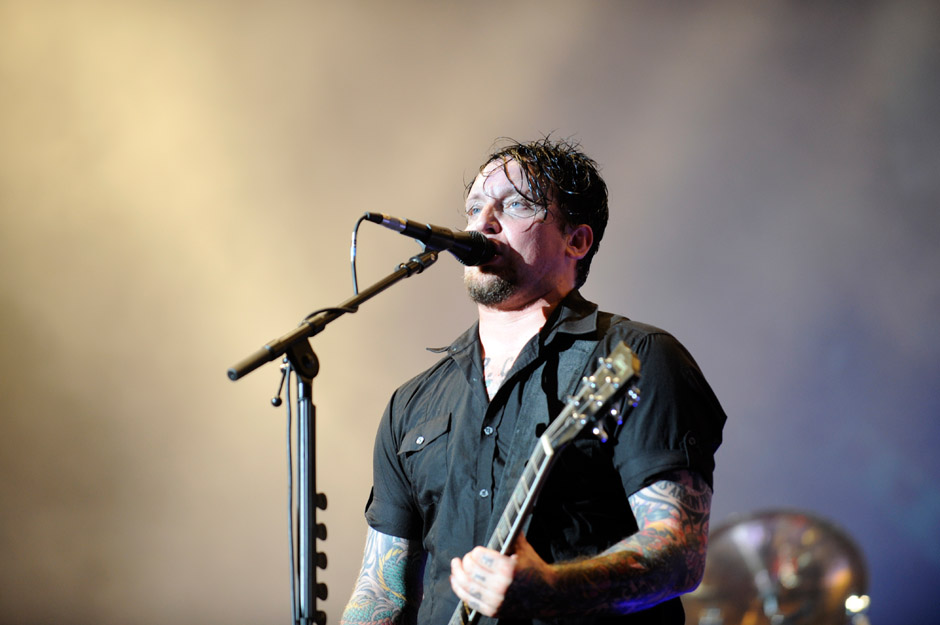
[449,469,711,618]
[341,527,425,625]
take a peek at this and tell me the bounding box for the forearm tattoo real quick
[509,470,712,618]
[341,529,423,625]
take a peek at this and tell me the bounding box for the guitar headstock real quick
[544,341,641,449]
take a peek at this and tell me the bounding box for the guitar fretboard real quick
[487,436,554,553]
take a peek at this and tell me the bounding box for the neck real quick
[475,293,561,399]
[476,288,571,360]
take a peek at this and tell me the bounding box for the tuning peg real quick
[592,425,609,443]
[627,386,641,407]
[316,582,328,600]
[609,407,623,426]
[316,523,327,540]
[316,551,328,569]
[314,610,327,625]
[316,493,328,510]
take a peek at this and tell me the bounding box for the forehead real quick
[467,159,528,200]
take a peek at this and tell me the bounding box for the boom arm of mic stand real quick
[227,249,439,381]
[226,249,439,625]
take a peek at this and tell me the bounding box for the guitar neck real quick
[486,435,557,554]
[447,438,557,625]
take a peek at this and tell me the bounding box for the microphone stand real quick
[228,249,440,625]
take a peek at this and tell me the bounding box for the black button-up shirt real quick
[365,292,726,624]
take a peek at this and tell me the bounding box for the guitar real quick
[448,340,641,625]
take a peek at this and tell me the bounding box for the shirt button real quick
[483,426,494,436]
[415,436,425,445]
[479,489,489,498]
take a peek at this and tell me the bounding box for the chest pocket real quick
[398,413,451,510]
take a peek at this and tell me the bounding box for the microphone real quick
[363,212,496,266]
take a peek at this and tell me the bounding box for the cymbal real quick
[683,509,869,625]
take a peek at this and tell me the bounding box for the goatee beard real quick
[464,273,516,306]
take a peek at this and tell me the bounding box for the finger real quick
[452,580,500,617]
[451,556,485,595]
[470,547,515,581]
[450,571,494,616]
[451,555,513,616]
[451,557,477,591]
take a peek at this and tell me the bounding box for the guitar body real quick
[448,341,641,625]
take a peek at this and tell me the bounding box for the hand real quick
[449,533,552,618]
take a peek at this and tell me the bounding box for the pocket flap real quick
[398,413,451,455]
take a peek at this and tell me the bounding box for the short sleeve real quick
[612,330,726,496]
[364,393,424,539]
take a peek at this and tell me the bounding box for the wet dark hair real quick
[468,137,609,288]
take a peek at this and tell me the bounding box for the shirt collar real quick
[541,289,599,344]
[432,290,599,356]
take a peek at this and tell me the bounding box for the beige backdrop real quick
[2,2,938,624]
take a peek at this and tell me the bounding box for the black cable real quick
[350,215,368,295]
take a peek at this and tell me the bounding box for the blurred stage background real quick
[1,1,938,623]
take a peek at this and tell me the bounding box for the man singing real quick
[341,138,726,624]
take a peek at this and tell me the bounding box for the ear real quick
[565,224,594,261]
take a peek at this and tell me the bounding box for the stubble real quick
[464,270,516,306]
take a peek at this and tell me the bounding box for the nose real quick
[467,202,502,235]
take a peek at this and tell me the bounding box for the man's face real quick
[462,159,578,309]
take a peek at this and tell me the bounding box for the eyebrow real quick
[466,188,529,204]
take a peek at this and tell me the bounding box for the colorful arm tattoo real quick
[506,469,712,618]
[340,527,424,625]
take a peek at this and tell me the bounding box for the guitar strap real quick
[482,335,601,544]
